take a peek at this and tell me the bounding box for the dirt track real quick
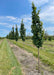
[9,42,54,75]
[0,40,3,44]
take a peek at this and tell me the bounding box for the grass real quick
[11,39,54,72]
[0,39,22,75]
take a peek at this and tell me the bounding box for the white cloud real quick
[20,15,31,22]
[0,16,17,20]
[40,6,54,23]
[0,22,13,28]
[6,16,17,21]
[0,29,10,37]
[0,29,9,32]
[45,27,54,31]
[0,8,54,36]
[0,16,18,22]
[28,0,54,23]
[0,15,32,33]
[0,23,8,25]
[1,0,54,36]
[29,0,49,7]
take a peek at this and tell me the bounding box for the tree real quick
[44,31,48,40]
[8,31,12,39]
[48,36,52,41]
[12,26,15,40]
[20,19,26,41]
[15,25,19,41]
[6,27,14,39]
[31,2,44,73]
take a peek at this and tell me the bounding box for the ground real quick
[0,39,54,75]
[0,39,22,75]
[9,40,54,75]
[11,39,54,72]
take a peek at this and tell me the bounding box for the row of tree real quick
[6,19,26,41]
[6,2,54,73]
[6,29,54,41]
[6,25,19,41]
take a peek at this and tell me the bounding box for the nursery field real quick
[0,39,22,75]
[11,39,54,72]
[0,39,54,75]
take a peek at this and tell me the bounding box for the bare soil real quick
[0,40,3,44]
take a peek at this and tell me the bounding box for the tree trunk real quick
[38,48,40,73]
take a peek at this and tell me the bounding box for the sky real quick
[0,0,54,37]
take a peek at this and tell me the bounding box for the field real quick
[11,39,54,72]
[0,39,54,75]
[0,39,22,75]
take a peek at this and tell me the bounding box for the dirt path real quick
[9,42,54,75]
[0,40,3,44]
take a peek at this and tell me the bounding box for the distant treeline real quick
[0,37,5,39]
[44,35,54,41]
[26,35,54,41]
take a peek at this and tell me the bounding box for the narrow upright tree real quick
[15,25,19,41]
[12,26,14,40]
[20,19,26,41]
[9,31,12,39]
[44,31,48,40]
[31,2,44,73]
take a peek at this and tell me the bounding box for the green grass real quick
[11,39,54,72]
[0,39,22,75]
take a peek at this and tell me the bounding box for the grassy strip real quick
[0,39,22,75]
[11,40,54,72]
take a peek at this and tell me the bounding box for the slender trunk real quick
[38,48,40,73]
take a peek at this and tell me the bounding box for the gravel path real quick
[9,42,54,75]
